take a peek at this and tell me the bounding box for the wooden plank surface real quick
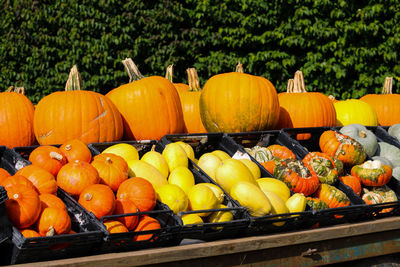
[8,216,400,267]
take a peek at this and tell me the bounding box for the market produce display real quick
[1,59,400,265]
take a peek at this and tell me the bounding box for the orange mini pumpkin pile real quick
[2,139,161,241]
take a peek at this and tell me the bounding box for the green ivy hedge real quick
[1,0,399,103]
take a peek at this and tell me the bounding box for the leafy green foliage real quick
[1,0,400,103]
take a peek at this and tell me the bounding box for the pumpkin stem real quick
[292,70,307,93]
[151,144,156,152]
[122,58,145,82]
[6,86,25,95]
[287,79,294,92]
[235,62,244,73]
[46,226,56,237]
[187,68,201,92]
[13,193,19,199]
[65,65,82,91]
[49,151,64,161]
[382,77,393,94]
[359,131,367,138]
[165,65,174,83]
[328,95,336,101]
[84,193,93,201]
[65,144,72,151]
[106,157,113,164]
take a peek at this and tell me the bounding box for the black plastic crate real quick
[0,186,10,245]
[161,133,320,236]
[96,201,183,254]
[1,188,104,265]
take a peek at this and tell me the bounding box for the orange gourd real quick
[33,66,123,145]
[116,177,156,212]
[134,216,161,242]
[339,175,362,196]
[39,193,67,211]
[29,146,67,176]
[360,77,400,126]
[315,184,350,209]
[20,229,41,238]
[113,198,139,230]
[277,71,336,139]
[106,58,184,140]
[1,174,37,193]
[0,168,11,184]
[0,86,35,148]
[16,165,57,195]
[5,184,41,228]
[166,65,207,133]
[56,161,100,197]
[91,153,128,192]
[37,207,71,236]
[200,63,279,133]
[60,139,92,163]
[103,220,129,234]
[78,184,116,219]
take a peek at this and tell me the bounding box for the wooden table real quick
[9,216,400,267]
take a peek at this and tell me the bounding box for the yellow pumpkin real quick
[334,99,378,126]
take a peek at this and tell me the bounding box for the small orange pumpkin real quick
[116,177,156,212]
[339,175,362,196]
[103,220,129,234]
[78,184,116,220]
[29,146,67,176]
[91,153,128,192]
[56,161,100,197]
[1,174,37,193]
[113,198,139,230]
[37,207,71,236]
[20,229,41,238]
[16,165,57,195]
[134,216,161,242]
[5,184,41,228]
[0,168,11,184]
[39,193,67,211]
[60,139,92,163]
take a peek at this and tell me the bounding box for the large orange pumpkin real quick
[33,66,123,145]
[106,58,184,140]
[0,86,35,148]
[166,65,207,133]
[276,71,336,138]
[200,63,279,132]
[16,165,58,195]
[5,184,41,228]
[360,77,400,126]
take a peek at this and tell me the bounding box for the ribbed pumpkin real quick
[20,229,41,238]
[37,207,71,236]
[106,58,184,140]
[315,184,350,209]
[60,139,92,163]
[276,71,336,139]
[116,177,156,212]
[91,153,128,192]
[78,184,116,220]
[334,99,378,126]
[16,165,57,195]
[28,145,67,176]
[200,63,280,133]
[1,174,37,192]
[113,198,139,230]
[166,65,207,133]
[134,216,161,242]
[0,86,35,148]
[5,184,41,229]
[339,175,361,196]
[39,193,67,211]
[56,161,100,197]
[361,77,400,126]
[103,220,129,234]
[33,66,123,145]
